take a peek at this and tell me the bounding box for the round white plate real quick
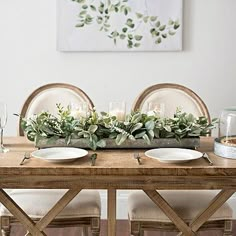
[145,148,202,163]
[31,147,88,163]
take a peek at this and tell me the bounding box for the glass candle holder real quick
[109,101,126,121]
[146,102,165,117]
[69,102,89,119]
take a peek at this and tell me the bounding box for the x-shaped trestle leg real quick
[0,188,82,236]
[144,189,235,236]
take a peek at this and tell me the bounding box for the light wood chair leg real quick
[0,217,10,236]
[140,229,144,236]
[91,230,100,236]
[91,217,100,236]
[131,232,142,236]
[223,220,233,236]
[130,221,142,236]
[82,226,89,236]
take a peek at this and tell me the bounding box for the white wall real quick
[0,0,236,136]
[1,0,236,219]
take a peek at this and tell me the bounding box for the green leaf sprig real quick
[71,0,181,49]
[19,105,218,150]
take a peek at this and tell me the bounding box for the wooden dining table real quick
[0,136,236,236]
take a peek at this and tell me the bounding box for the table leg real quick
[36,189,82,231]
[187,190,235,234]
[108,189,116,236]
[0,189,46,236]
[144,190,196,236]
[144,189,235,236]
[177,190,235,236]
[0,189,82,236]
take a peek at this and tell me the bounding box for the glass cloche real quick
[219,107,236,146]
[214,107,236,158]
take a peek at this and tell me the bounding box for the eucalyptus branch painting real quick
[57,0,183,51]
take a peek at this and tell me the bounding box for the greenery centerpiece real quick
[19,104,218,150]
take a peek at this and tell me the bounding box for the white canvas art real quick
[57,0,183,51]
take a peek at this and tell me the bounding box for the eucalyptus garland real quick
[71,0,181,49]
[20,104,218,150]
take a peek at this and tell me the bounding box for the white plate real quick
[145,148,202,163]
[31,147,88,163]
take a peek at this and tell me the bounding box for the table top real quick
[0,136,235,177]
[0,136,236,190]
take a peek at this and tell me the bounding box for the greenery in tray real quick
[19,104,218,150]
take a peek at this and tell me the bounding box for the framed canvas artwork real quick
[57,0,183,51]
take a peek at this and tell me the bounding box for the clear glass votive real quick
[146,102,165,117]
[109,101,126,121]
[69,102,89,119]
